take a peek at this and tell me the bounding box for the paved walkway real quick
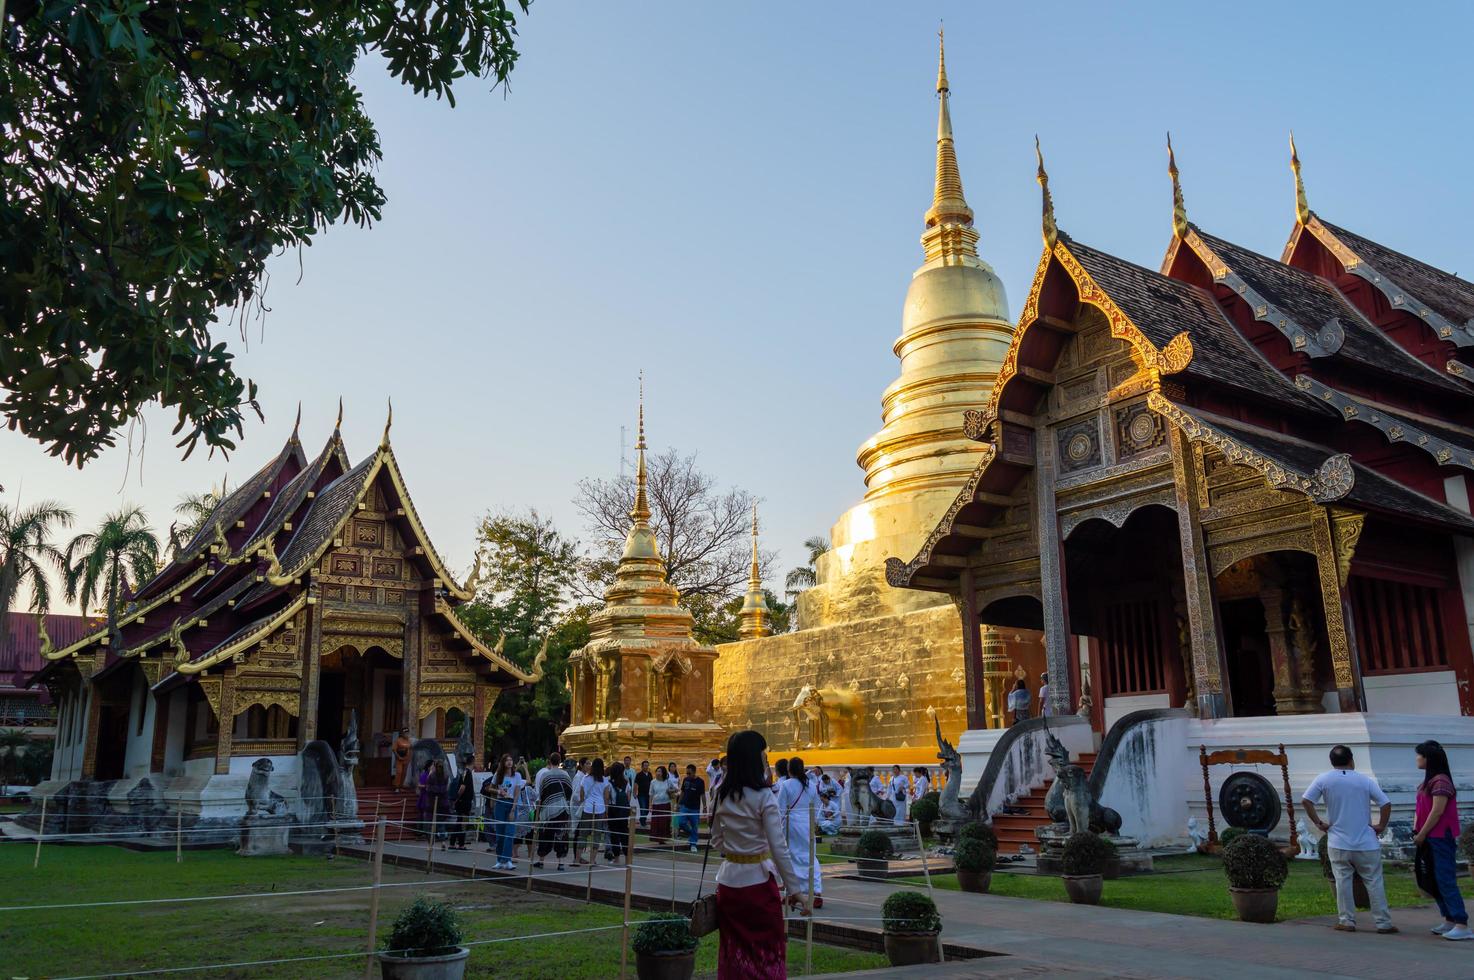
[349,835,1469,979]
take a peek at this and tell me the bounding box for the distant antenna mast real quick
[619,425,627,480]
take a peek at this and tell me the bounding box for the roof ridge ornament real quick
[290,402,302,443]
[334,396,343,432]
[1167,132,1188,239]
[1035,136,1057,249]
[380,397,392,449]
[1290,131,1310,225]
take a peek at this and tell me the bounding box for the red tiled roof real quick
[1,612,101,687]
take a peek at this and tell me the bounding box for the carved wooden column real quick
[1168,428,1229,718]
[1312,507,1364,712]
[471,683,489,769]
[80,681,102,779]
[298,588,322,749]
[1257,585,1301,714]
[958,568,984,729]
[404,605,421,737]
[213,670,236,775]
[1035,426,1073,715]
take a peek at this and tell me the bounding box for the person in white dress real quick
[776,757,824,906]
[889,765,910,827]
[817,786,841,836]
[913,767,931,802]
[838,770,852,827]
[868,769,887,827]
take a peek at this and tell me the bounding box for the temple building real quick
[561,399,727,762]
[30,408,539,817]
[886,138,1474,846]
[712,36,1044,760]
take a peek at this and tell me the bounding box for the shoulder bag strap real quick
[694,809,718,902]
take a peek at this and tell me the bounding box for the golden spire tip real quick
[630,375,650,524]
[290,402,302,441]
[936,25,948,93]
[1035,135,1058,249]
[1290,131,1310,225]
[334,396,343,431]
[1168,132,1188,239]
[380,397,392,449]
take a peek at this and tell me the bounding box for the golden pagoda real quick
[737,506,772,640]
[711,35,1033,760]
[562,390,726,763]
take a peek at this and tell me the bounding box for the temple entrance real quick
[1214,552,1333,717]
[1064,506,1188,731]
[317,644,403,785]
[91,662,144,781]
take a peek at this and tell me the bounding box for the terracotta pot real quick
[635,950,696,980]
[883,931,941,966]
[1229,886,1280,923]
[377,947,469,980]
[1062,874,1103,905]
[956,869,992,893]
[857,857,889,880]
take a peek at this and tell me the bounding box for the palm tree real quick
[170,488,221,557]
[0,498,73,616]
[64,506,160,642]
[784,535,830,596]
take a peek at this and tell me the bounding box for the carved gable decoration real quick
[353,519,383,547]
[1115,401,1166,459]
[1057,416,1102,473]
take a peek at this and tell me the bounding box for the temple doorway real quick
[317,644,403,785]
[1214,552,1332,717]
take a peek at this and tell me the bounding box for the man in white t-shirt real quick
[1301,744,1396,933]
[1038,672,1051,718]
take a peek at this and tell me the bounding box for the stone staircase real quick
[356,785,421,841]
[991,751,1095,854]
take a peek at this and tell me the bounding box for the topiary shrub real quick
[1061,832,1117,877]
[958,821,998,851]
[882,890,942,934]
[1460,824,1474,864]
[909,797,939,826]
[1219,827,1247,849]
[922,790,941,807]
[953,837,995,873]
[1316,834,1333,881]
[385,897,463,958]
[1222,833,1288,890]
[857,830,895,859]
[632,912,698,955]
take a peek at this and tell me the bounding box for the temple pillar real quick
[980,626,1010,729]
[958,568,984,729]
[403,609,421,734]
[1168,427,1228,718]
[80,679,101,779]
[1312,507,1364,712]
[472,683,489,769]
[214,670,236,775]
[1258,586,1301,713]
[298,591,322,749]
[1035,427,1072,715]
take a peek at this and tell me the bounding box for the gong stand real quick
[1197,744,1299,853]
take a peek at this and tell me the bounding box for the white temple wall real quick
[1096,713,1189,847]
[163,689,187,775]
[1103,694,1170,732]
[122,676,156,779]
[1363,671,1461,716]
[957,716,1092,804]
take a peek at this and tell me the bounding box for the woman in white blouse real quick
[709,730,808,979]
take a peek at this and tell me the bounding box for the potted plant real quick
[1060,832,1116,905]
[856,829,894,880]
[910,796,940,838]
[954,837,995,893]
[379,897,469,980]
[881,890,942,966]
[958,820,999,851]
[632,912,698,980]
[1223,833,1288,923]
[1316,835,1369,909]
[1218,826,1246,849]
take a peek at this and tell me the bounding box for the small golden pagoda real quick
[737,506,772,640]
[561,393,727,764]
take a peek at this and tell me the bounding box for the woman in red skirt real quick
[709,730,809,979]
[649,765,676,843]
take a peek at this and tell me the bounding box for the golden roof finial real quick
[738,501,770,639]
[1168,132,1188,239]
[749,502,761,587]
[631,374,650,524]
[334,396,343,432]
[380,397,393,449]
[922,27,976,253]
[1035,136,1058,249]
[1290,131,1310,225]
[290,402,302,442]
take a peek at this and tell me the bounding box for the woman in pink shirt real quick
[1414,740,1468,940]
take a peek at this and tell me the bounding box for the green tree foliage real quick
[0,493,73,615]
[696,589,794,645]
[0,0,530,465]
[64,505,159,639]
[454,510,584,759]
[168,488,221,557]
[784,536,829,596]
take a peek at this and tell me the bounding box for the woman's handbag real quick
[688,813,719,938]
[1415,840,1443,901]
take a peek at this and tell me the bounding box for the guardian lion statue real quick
[245,758,286,817]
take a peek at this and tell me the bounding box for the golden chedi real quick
[562,396,726,764]
[711,36,1024,761]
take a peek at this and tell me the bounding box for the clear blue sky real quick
[5,1,1473,612]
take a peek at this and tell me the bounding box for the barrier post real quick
[32,796,47,869]
[526,808,535,894]
[620,807,635,979]
[805,805,816,976]
[175,808,183,864]
[914,819,943,963]
[425,798,437,873]
[363,818,386,980]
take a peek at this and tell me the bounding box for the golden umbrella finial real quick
[380,397,393,449]
[631,374,650,524]
[1035,136,1057,249]
[936,24,948,94]
[1168,132,1188,239]
[749,502,761,585]
[1290,131,1310,225]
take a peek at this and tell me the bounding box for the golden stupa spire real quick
[1035,135,1057,249]
[738,502,770,639]
[630,373,650,525]
[1290,131,1310,225]
[921,28,979,262]
[1167,133,1188,239]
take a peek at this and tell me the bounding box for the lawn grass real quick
[898,853,1435,922]
[1,844,886,978]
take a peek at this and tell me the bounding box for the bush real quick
[857,830,895,859]
[385,897,463,958]
[1222,834,1288,890]
[922,790,941,807]
[910,797,939,825]
[958,821,998,851]
[882,890,942,934]
[632,913,697,955]
[1316,834,1333,881]
[1460,824,1474,864]
[1219,827,1247,849]
[953,837,995,873]
[527,758,546,779]
[1061,832,1117,877]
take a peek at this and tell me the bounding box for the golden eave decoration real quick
[176,593,309,675]
[44,565,212,661]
